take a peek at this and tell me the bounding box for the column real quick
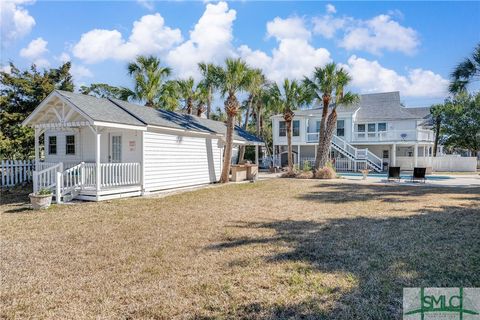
[95,130,101,197]
[298,145,301,168]
[391,144,396,167]
[34,127,40,169]
[414,143,418,167]
[255,144,259,165]
[272,144,276,167]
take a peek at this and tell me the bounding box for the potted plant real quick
[361,169,370,180]
[29,188,53,210]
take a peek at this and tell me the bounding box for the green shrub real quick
[314,166,336,179]
[302,160,312,172]
[37,188,52,195]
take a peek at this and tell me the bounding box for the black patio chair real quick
[387,166,401,182]
[412,167,427,183]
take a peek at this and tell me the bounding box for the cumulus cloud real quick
[19,37,50,68]
[340,14,419,55]
[313,9,419,55]
[166,1,237,79]
[326,3,336,14]
[344,55,448,98]
[240,16,331,82]
[71,64,94,80]
[0,0,36,46]
[1,64,12,74]
[72,13,182,63]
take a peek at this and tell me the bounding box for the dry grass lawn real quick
[1,180,479,319]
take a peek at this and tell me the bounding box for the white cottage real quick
[22,90,263,202]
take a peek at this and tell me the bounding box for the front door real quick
[110,135,122,163]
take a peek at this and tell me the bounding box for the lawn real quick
[1,180,479,319]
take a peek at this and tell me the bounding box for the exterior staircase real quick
[33,162,84,203]
[330,135,383,172]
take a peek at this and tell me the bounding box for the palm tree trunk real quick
[186,98,193,115]
[220,94,238,183]
[323,108,338,165]
[433,115,441,157]
[239,95,253,162]
[206,86,212,119]
[315,94,330,170]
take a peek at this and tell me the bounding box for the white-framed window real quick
[378,122,387,131]
[279,121,286,136]
[65,135,75,155]
[292,120,300,136]
[336,120,345,137]
[48,136,57,155]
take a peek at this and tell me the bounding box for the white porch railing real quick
[33,163,62,193]
[61,163,84,195]
[100,163,141,188]
[352,129,434,142]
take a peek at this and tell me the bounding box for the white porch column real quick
[255,144,259,165]
[272,145,276,167]
[95,130,101,197]
[298,145,301,167]
[391,144,396,166]
[414,143,418,167]
[34,127,40,169]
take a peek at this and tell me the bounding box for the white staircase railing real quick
[33,163,62,193]
[61,162,84,196]
[330,135,383,172]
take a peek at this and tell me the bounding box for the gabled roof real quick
[354,92,422,121]
[56,90,145,126]
[53,90,262,144]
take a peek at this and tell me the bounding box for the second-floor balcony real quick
[306,129,434,143]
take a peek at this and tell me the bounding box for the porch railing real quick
[100,163,141,188]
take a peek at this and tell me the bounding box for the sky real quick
[1,0,479,108]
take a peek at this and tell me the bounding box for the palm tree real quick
[215,58,252,183]
[304,63,357,170]
[270,79,310,172]
[322,69,359,166]
[450,43,480,93]
[158,80,180,111]
[238,68,265,162]
[195,83,209,117]
[127,55,171,107]
[176,77,196,114]
[198,62,219,119]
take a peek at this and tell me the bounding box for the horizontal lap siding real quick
[143,132,222,192]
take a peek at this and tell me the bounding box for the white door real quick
[110,135,122,163]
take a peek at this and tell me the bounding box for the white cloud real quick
[72,13,182,63]
[20,37,48,59]
[71,64,94,79]
[57,52,71,63]
[266,17,310,41]
[136,0,154,11]
[240,17,331,83]
[166,1,237,79]
[326,3,336,14]
[1,64,12,74]
[19,37,49,68]
[0,0,36,46]
[344,55,448,98]
[340,14,419,55]
[312,15,348,39]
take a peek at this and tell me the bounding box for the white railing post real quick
[32,171,38,193]
[56,172,62,204]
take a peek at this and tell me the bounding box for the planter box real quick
[29,193,52,210]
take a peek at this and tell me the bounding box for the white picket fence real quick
[1,160,35,187]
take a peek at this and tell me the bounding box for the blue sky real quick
[1,1,479,107]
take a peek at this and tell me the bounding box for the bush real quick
[37,188,52,195]
[296,171,314,179]
[302,160,312,172]
[281,171,298,178]
[314,166,336,179]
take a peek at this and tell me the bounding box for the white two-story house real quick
[271,92,435,172]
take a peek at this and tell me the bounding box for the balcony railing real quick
[352,129,434,142]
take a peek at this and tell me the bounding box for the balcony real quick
[352,129,434,142]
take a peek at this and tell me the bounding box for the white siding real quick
[143,130,222,192]
[44,130,82,163]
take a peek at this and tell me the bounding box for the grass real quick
[1,180,479,319]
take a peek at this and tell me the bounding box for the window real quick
[382,150,389,159]
[357,124,365,132]
[367,123,376,132]
[316,121,321,132]
[279,121,286,136]
[66,135,75,155]
[336,120,345,137]
[378,123,387,132]
[292,120,300,136]
[48,136,57,155]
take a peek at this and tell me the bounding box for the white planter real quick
[29,193,52,210]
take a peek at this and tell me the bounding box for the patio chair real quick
[412,167,427,183]
[387,166,401,182]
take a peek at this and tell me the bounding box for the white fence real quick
[1,160,34,187]
[396,156,477,172]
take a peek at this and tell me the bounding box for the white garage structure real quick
[22,90,263,201]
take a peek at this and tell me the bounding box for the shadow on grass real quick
[206,185,480,319]
[298,182,480,204]
[1,184,31,206]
